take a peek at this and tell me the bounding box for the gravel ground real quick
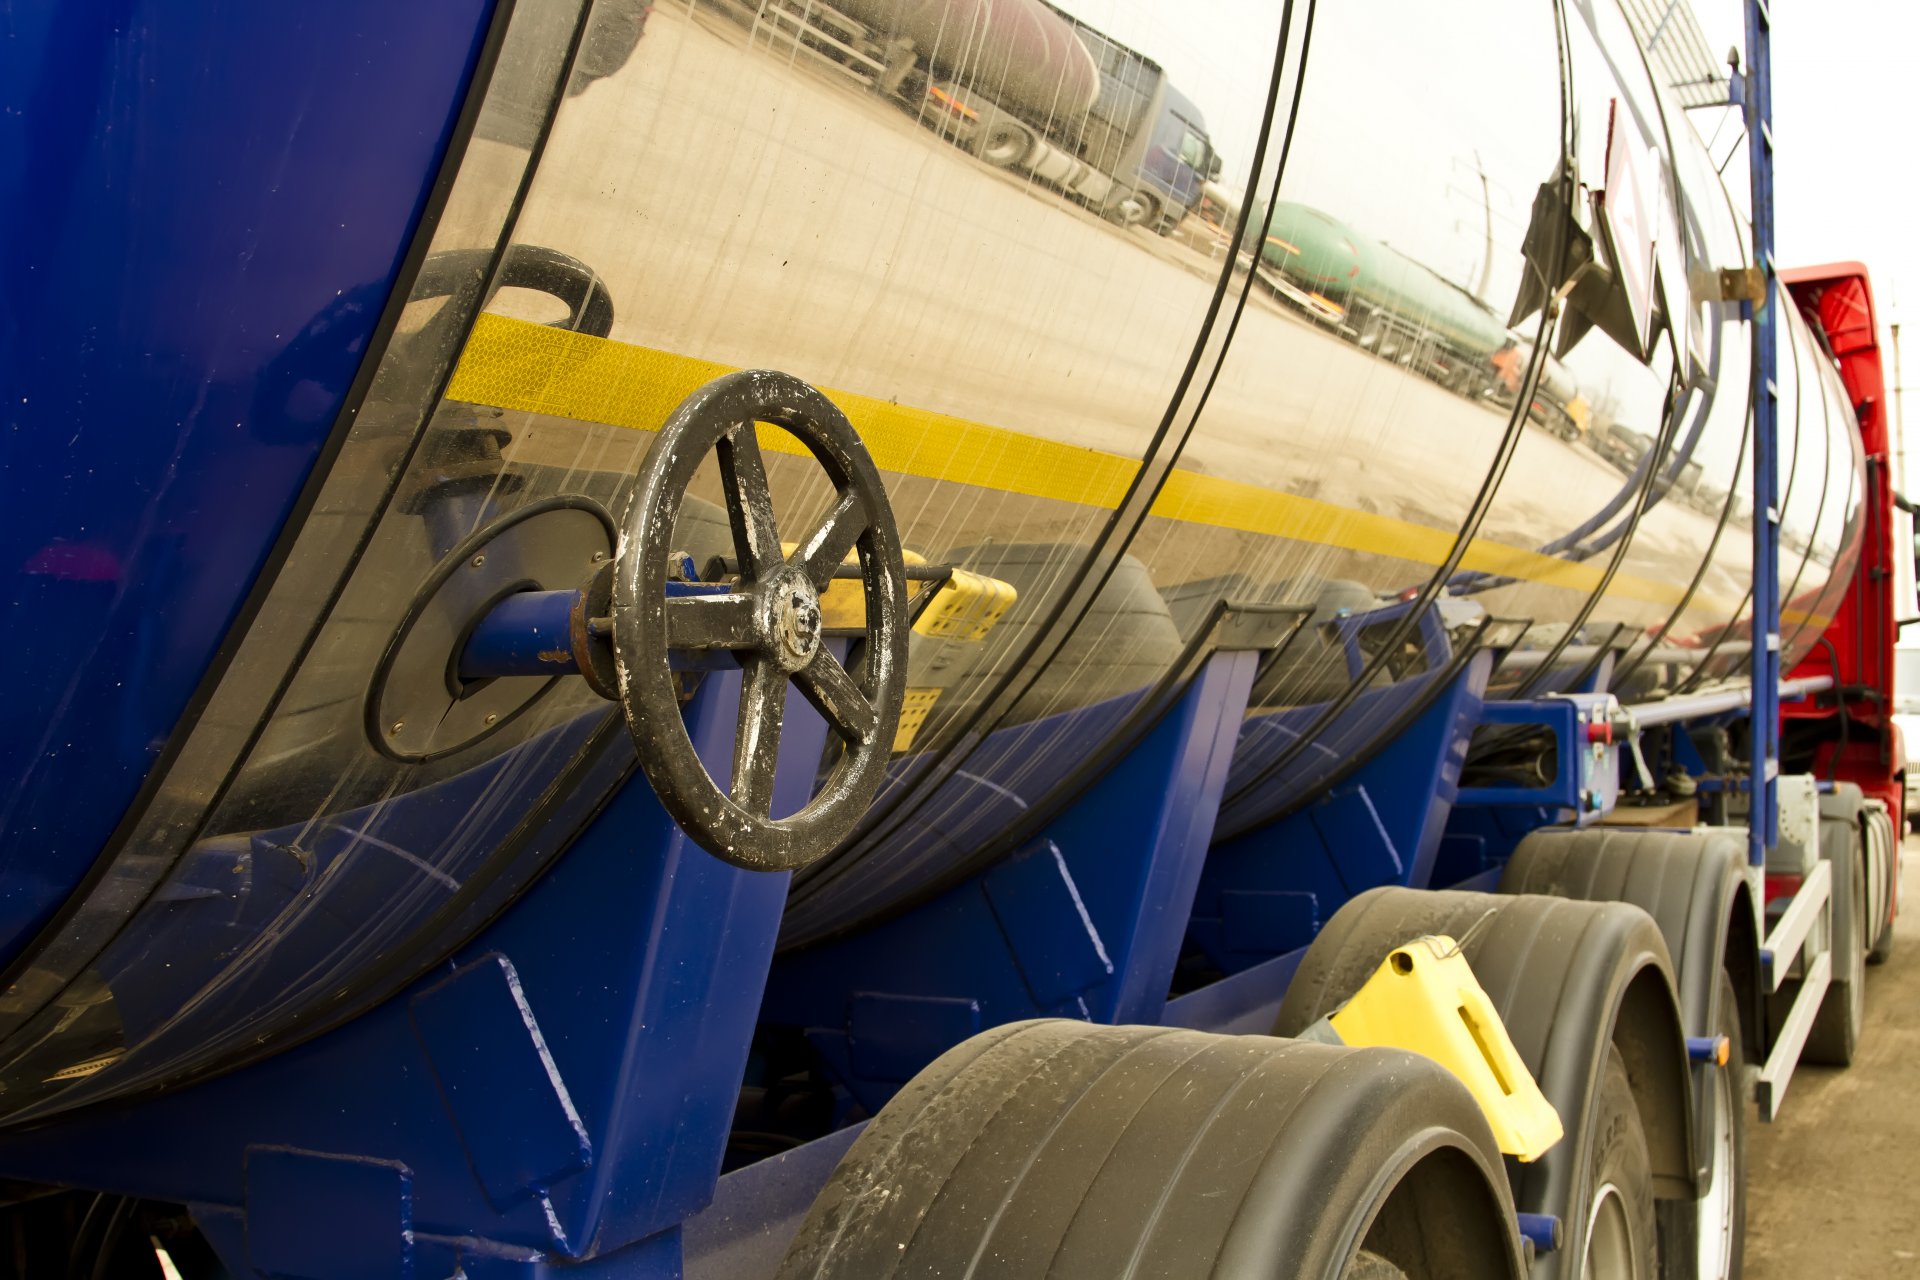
[1746,839,1920,1276]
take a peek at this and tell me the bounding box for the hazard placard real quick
[1600,98,1658,356]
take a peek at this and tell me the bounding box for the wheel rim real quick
[980,125,1028,166]
[1695,1065,1737,1277]
[1103,190,1148,226]
[1583,1182,1640,1280]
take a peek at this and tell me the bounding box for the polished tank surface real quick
[0,0,498,975]
[0,0,1864,1118]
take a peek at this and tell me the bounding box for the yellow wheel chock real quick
[1298,934,1564,1162]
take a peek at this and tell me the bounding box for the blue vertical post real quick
[1744,0,1779,868]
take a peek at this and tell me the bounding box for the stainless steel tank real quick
[0,0,1862,1115]
[832,0,1102,122]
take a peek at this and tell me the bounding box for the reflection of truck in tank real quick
[1238,199,1591,433]
[729,0,1221,233]
[1590,425,1712,509]
[1595,424,1654,473]
[1512,345,1590,441]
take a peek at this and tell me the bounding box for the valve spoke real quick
[732,655,786,818]
[610,368,905,871]
[665,592,758,650]
[793,489,868,593]
[718,423,782,577]
[796,648,878,745]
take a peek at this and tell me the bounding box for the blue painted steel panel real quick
[1454,692,1621,822]
[683,1124,866,1280]
[780,689,1150,944]
[412,953,595,1210]
[1161,945,1307,1036]
[0,0,496,962]
[247,1148,413,1280]
[1308,788,1404,887]
[847,993,982,1083]
[764,649,1259,1110]
[981,841,1115,1005]
[1214,601,1462,835]
[1194,652,1492,974]
[1220,889,1320,956]
[0,671,825,1275]
[1,711,617,1121]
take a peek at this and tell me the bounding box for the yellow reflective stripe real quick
[447,314,1140,507]
[448,314,1826,625]
[1151,470,1619,597]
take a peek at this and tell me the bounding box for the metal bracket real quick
[1456,692,1621,823]
[1756,950,1830,1122]
[1691,265,1766,306]
[1759,858,1830,993]
[1755,857,1832,1121]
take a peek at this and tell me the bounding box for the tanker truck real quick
[0,0,1902,1278]
[719,0,1221,233]
[1239,200,1591,432]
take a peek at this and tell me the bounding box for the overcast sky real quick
[1696,0,1918,480]
[1063,0,1915,473]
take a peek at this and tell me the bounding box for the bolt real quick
[471,554,486,568]
[591,550,607,563]
[484,712,498,725]
[389,720,405,735]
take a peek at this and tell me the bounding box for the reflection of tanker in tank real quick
[820,0,1221,233]
[1500,342,1591,440]
[1239,199,1596,432]
[1594,423,1656,474]
[832,0,1099,119]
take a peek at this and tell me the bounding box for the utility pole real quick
[1472,150,1494,304]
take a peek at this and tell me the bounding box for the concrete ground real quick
[1747,839,1920,1276]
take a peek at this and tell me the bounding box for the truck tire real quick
[1658,970,1746,1280]
[1500,827,1753,1069]
[1101,188,1150,228]
[1865,804,1898,966]
[975,118,1035,169]
[777,1020,1526,1280]
[910,544,1183,725]
[1275,889,1691,1280]
[1581,1045,1660,1279]
[1800,808,1867,1065]
[1500,829,1749,1280]
[1133,190,1164,232]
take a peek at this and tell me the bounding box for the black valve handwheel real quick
[612,370,908,872]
